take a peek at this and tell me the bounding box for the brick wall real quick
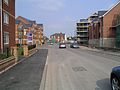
[99,2,120,47]
[0,0,15,52]
[103,2,120,38]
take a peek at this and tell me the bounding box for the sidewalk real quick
[80,46,120,57]
[0,49,48,90]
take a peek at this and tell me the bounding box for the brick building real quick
[89,11,107,47]
[0,0,15,53]
[15,16,44,45]
[100,1,120,48]
[50,33,66,43]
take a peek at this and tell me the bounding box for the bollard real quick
[13,47,18,63]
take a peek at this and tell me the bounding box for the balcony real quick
[77,25,89,28]
[77,30,88,32]
[77,35,88,37]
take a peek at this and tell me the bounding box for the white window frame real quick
[3,12,9,24]
[4,0,9,5]
[4,32,9,45]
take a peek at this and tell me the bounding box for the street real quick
[44,44,120,90]
[0,44,120,90]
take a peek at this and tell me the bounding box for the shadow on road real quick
[95,78,111,90]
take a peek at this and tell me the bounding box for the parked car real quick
[59,43,66,48]
[110,66,120,90]
[70,43,79,48]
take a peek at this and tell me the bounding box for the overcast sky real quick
[16,0,117,37]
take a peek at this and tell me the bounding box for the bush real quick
[0,54,7,60]
[17,47,24,55]
[16,44,21,47]
[0,48,12,60]
[28,44,36,50]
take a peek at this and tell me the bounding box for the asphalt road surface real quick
[0,49,48,90]
[0,44,120,90]
[44,44,120,90]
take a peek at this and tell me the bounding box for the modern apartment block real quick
[15,16,44,45]
[76,19,90,45]
[0,0,15,53]
[99,1,120,48]
[50,33,66,43]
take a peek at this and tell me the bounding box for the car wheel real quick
[111,76,120,90]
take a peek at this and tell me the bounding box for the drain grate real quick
[72,66,87,72]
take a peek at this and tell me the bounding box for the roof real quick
[15,20,21,24]
[16,16,36,25]
[51,33,65,36]
[102,1,120,17]
[98,11,107,16]
[37,24,43,27]
[79,19,89,23]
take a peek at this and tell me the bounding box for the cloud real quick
[29,0,65,12]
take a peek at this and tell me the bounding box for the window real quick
[4,32,9,44]
[4,12,9,24]
[4,0,9,5]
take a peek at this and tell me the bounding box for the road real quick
[0,44,120,90]
[44,44,120,90]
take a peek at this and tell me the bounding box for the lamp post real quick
[0,0,3,53]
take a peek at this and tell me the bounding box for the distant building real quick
[0,0,15,53]
[76,19,90,45]
[50,33,66,43]
[43,36,49,44]
[15,16,44,45]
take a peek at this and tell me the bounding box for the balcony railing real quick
[77,35,88,37]
[77,30,88,32]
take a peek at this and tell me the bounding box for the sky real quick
[16,0,118,37]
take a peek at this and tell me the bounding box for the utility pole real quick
[0,0,3,53]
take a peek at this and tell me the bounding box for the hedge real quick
[28,44,36,50]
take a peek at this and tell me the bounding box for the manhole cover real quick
[72,66,87,72]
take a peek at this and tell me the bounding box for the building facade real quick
[89,11,107,47]
[50,33,66,43]
[100,1,120,48]
[76,19,90,45]
[0,0,15,53]
[15,16,44,45]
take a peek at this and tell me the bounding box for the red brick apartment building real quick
[16,16,44,45]
[89,1,120,48]
[89,11,107,47]
[50,33,66,43]
[0,0,15,53]
[100,1,120,48]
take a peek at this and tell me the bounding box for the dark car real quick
[70,43,79,48]
[59,43,66,48]
[110,66,120,90]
